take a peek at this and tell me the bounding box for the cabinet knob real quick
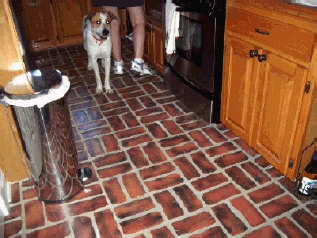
[258,54,267,62]
[249,50,258,58]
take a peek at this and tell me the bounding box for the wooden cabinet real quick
[18,1,127,51]
[221,37,260,143]
[221,4,316,181]
[20,1,58,50]
[144,16,164,73]
[52,1,87,46]
[251,52,309,174]
[19,0,88,51]
[144,20,152,63]
[152,24,164,73]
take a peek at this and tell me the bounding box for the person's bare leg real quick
[102,6,122,62]
[126,6,145,59]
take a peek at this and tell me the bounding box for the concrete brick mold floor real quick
[3,39,316,238]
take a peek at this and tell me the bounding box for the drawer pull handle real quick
[258,54,267,62]
[249,50,258,58]
[255,28,270,35]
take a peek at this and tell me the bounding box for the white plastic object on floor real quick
[0,169,10,216]
[0,169,11,238]
[125,32,133,41]
[299,176,316,195]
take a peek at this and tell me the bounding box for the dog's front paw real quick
[87,66,92,70]
[96,88,103,95]
[106,89,115,94]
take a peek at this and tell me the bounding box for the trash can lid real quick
[3,69,62,100]
[30,69,62,92]
[1,75,70,108]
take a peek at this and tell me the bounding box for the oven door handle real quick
[176,7,220,16]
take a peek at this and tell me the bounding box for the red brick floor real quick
[3,39,316,238]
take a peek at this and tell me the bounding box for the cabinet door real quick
[152,24,164,73]
[53,0,87,45]
[251,52,309,174]
[22,0,58,50]
[220,37,260,143]
[144,21,152,64]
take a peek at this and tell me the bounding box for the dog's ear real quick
[85,11,97,22]
[105,11,118,21]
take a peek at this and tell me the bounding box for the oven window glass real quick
[175,15,202,68]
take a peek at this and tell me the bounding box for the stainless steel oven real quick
[164,0,226,123]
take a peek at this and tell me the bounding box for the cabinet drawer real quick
[227,7,314,63]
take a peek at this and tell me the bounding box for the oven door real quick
[167,8,223,94]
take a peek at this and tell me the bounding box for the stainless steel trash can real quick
[0,69,83,203]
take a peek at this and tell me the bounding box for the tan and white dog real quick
[82,11,117,94]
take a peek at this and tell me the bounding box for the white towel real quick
[165,2,180,55]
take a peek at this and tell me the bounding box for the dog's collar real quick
[92,34,106,46]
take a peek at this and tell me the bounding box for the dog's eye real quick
[106,20,110,24]
[96,21,101,24]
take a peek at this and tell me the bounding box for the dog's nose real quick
[102,29,109,36]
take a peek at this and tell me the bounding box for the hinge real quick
[288,158,294,169]
[304,81,311,94]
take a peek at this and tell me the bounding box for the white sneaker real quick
[130,60,153,75]
[125,32,133,41]
[114,63,124,74]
